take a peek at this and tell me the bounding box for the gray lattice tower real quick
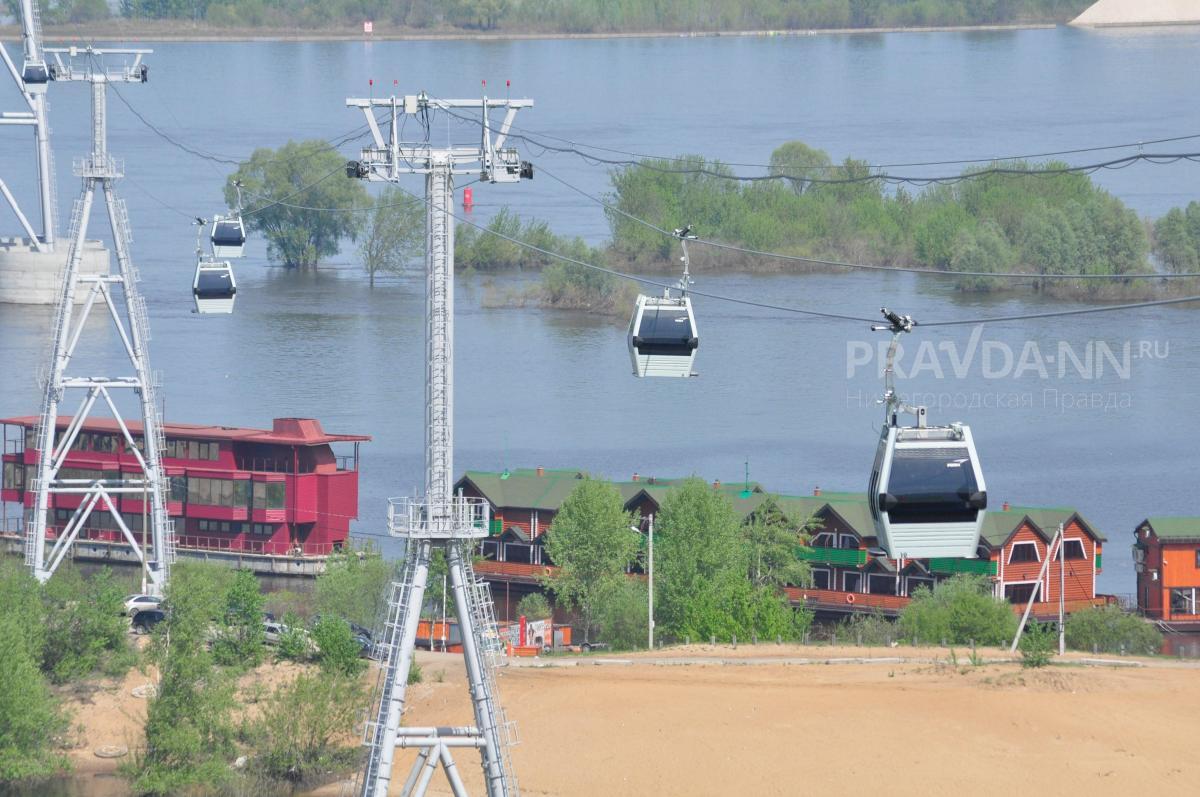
[25,47,174,596]
[346,91,532,797]
[0,0,56,250]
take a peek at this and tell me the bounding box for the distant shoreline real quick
[0,21,1058,44]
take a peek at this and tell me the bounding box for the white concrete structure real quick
[0,238,109,304]
[1071,0,1200,27]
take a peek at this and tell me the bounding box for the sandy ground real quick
[65,644,1200,796]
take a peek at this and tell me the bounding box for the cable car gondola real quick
[193,257,237,314]
[22,60,49,94]
[627,226,699,378]
[210,215,246,259]
[867,309,987,559]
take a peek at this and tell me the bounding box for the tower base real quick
[0,237,110,304]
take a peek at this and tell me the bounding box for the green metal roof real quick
[457,468,587,511]
[1141,517,1200,541]
[456,470,1104,546]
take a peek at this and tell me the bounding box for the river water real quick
[3,25,1200,604]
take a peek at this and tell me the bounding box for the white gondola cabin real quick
[22,60,49,94]
[868,422,987,559]
[627,294,699,378]
[210,216,246,258]
[193,258,237,314]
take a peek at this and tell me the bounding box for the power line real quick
[535,163,1200,281]
[435,103,1200,186]
[435,104,1200,170]
[377,180,1200,328]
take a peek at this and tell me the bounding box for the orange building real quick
[1134,517,1200,627]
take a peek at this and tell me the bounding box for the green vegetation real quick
[655,478,810,644]
[744,496,813,591]
[898,574,1017,646]
[111,1,1089,32]
[1153,201,1200,273]
[0,564,70,783]
[132,563,238,795]
[212,569,267,669]
[359,186,424,287]
[516,592,552,620]
[462,209,637,315]
[542,478,641,644]
[835,611,897,646]
[311,616,367,677]
[1064,605,1162,656]
[1018,621,1055,668]
[225,140,368,269]
[243,671,363,782]
[314,545,394,632]
[40,565,136,683]
[608,147,1154,294]
[597,579,649,650]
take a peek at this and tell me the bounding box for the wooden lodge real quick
[456,468,1111,621]
[1134,517,1200,628]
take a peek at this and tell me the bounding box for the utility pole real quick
[1058,523,1066,656]
[648,513,655,650]
[25,46,173,597]
[1010,523,1064,654]
[345,90,532,797]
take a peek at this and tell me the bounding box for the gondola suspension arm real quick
[872,307,926,429]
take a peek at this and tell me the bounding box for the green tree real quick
[744,497,813,590]
[898,574,1017,646]
[1019,621,1055,668]
[653,478,748,642]
[130,563,236,795]
[225,140,369,269]
[597,579,648,651]
[0,613,69,782]
[359,186,424,287]
[211,569,266,668]
[541,479,639,644]
[516,592,552,620]
[1154,202,1200,273]
[949,220,1016,292]
[768,141,833,195]
[312,616,367,677]
[315,545,394,631]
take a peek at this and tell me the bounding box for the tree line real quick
[17,1,1090,32]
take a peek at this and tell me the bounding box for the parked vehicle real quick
[123,593,162,616]
[131,608,167,635]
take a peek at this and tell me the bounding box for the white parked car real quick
[123,594,162,616]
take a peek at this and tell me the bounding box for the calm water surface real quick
[2,26,1200,604]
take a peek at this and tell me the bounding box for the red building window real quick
[1008,542,1040,564]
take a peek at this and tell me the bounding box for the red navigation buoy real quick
[463,187,474,209]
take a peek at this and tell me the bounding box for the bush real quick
[898,575,1017,646]
[1019,621,1056,668]
[314,546,394,632]
[275,612,313,664]
[312,616,366,677]
[597,579,648,651]
[516,592,552,620]
[247,672,363,782]
[212,570,266,669]
[0,614,69,782]
[837,612,897,646]
[40,566,134,683]
[1065,605,1162,656]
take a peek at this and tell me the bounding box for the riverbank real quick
[0,21,1057,44]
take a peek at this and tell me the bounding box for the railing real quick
[387,496,490,539]
[785,587,911,614]
[235,458,305,474]
[175,534,338,557]
[929,557,998,576]
[796,546,868,567]
[335,455,357,472]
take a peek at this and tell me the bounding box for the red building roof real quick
[1,416,370,446]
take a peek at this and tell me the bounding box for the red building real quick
[1134,517,1200,627]
[1,416,369,559]
[456,468,1111,621]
